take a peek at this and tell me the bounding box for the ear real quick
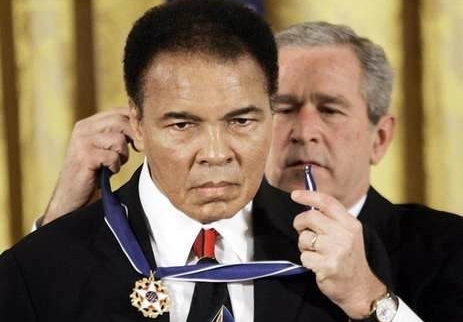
[129,99,144,152]
[370,114,395,165]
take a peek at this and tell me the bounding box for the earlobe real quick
[370,114,395,165]
[129,99,144,152]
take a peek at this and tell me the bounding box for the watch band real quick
[350,290,398,322]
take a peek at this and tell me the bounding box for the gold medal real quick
[130,271,170,319]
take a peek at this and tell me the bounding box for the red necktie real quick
[193,228,218,259]
[187,228,233,321]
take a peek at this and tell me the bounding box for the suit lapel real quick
[116,167,157,269]
[358,187,401,253]
[252,178,311,321]
[93,166,157,270]
[358,187,401,289]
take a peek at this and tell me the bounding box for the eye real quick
[272,104,297,115]
[229,118,252,126]
[319,105,341,115]
[170,121,195,130]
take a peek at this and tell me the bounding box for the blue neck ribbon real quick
[100,166,309,321]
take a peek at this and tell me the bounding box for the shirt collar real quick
[138,160,252,266]
[348,195,367,217]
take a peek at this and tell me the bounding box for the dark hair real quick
[123,0,278,110]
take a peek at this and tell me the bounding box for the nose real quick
[197,126,234,166]
[290,104,321,145]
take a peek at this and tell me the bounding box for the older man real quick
[0,0,280,321]
[267,22,463,321]
[19,19,463,322]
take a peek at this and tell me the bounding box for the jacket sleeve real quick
[419,246,463,321]
[0,250,36,322]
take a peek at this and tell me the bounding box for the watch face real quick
[376,297,397,322]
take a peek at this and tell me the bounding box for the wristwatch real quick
[353,291,399,322]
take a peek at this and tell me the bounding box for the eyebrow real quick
[310,92,349,107]
[272,92,349,107]
[223,105,263,119]
[271,94,301,106]
[160,105,263,122]
[270,94,304,112]
[161,111,202,122]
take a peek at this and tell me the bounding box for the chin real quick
[191,201,242,224]
[202,213,235,224]
[275,175,305,193]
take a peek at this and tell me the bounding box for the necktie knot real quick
[193,228,218,259]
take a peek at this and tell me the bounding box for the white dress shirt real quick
[138,161,254,322]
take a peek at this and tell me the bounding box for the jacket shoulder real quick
[2,200,106,261]
[396,202,463,244]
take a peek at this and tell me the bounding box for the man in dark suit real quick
[265,21,463,321]
[6,10,463,322]
[0,0,283,321]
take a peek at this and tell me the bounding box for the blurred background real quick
[1,0,462,251]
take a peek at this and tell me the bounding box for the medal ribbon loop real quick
[100,166,309,321]
[101,166,309,281]
[101,166,151,276]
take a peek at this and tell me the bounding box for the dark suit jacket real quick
[1,168,463,321]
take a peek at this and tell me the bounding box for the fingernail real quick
[291,190,301,199]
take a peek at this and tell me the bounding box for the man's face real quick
[265,45,390,208]
[132,53,272,223]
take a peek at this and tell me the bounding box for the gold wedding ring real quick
[310,233,318,251]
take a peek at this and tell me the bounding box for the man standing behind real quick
[267,21,463,321]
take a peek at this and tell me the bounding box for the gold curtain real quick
[1,0,462,252]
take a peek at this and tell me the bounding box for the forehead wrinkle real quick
[149,53,266,90]
[272,94,301,105]
[141,53,270,120]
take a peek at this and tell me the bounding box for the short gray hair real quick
[276,21,393,124]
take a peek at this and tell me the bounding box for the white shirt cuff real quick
[393,297,423,321]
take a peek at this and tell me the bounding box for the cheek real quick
[143,132,192,177]
[247,146,269,169]
[270,117,291,151]
[334,127,372,162]
[242,127,272,167]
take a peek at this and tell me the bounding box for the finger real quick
[105,156,122,174]
[87,148,123,174]
[298,229,329,254]
[293,209,338,235]
[86,107,130,121]
[299,250,324,273]
[89,132,130,156]
[74,109,132,137]
[92,133,130,166]
[92,113,132,136]
[298,229,317,251]
[70,134,127,169]
[291,190,354,228]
